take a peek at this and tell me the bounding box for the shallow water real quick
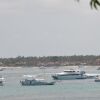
[0,66,100,100]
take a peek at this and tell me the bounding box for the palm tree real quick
[77,0,100,9]
[90,0,100,9]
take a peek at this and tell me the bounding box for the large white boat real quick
[52,69,87,80]
[20,75,55,86]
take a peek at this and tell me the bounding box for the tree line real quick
[0,55,100,67]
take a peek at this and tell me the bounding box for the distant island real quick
[0,55,100,67]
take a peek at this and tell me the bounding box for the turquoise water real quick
[0,67,100,100]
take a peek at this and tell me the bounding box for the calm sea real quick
[0,66,100,100]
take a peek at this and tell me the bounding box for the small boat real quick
[0,68,5,71]
[97,67,100,70]
[20,75,55,86]
[95,75,100,82]
[0,77,4,86]
[85,73,98,79]
[52,69,87,80]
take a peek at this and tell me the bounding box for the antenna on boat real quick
[78,63,86,68]
[78,63,86,73]
[38,66,47,79]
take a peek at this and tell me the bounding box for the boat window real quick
[64,70,75,72]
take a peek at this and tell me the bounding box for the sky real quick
[0,0,100,57]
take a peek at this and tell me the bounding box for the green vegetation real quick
[90,0,100,9]
[0,55,100,67]
[77,0,100,9]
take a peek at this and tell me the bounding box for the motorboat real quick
[52,69,87,80]
[97,67,100,70]
[0,77,4,86]
[20,75,55,86]
[94,75,100,82]
[85,73,98,79]
[0,68,5,71]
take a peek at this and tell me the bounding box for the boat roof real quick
[22,75,45,80]
[23,75,36,78]
[85,73,100,77]
[63,69,81,72]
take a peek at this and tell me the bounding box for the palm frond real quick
[90,0,100,9]
[76,0,100,9]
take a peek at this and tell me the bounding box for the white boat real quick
[94,75,100,82]
[52,69,87,80]
[85,73,99,79]
[20,75,55,86]
[0,77,4,86]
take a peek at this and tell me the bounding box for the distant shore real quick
[0,55,100,67]
[0,65,100,69]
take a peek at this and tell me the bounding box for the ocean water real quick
[0,66,100,100]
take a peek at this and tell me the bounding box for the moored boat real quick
[0,68,5,71]
[20,75,55,86]
[0,77,4,86]
[97,67,100,70]
[52,69,87,80]
[95,75,100,82]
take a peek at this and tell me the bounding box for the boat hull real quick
[52,74,87,80]
[0,81,3,86]
[95,79,100,82]
[20,80,55,86]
